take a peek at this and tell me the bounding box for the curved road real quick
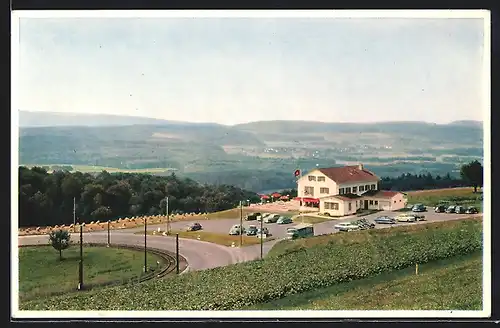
[18,209,481,272]
[18,231,254,272]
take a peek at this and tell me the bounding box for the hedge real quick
[20,218,482,311]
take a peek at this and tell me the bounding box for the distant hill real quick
[18,110,197,127]
[17,111,484,192]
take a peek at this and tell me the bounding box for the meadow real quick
[19,245,164,302]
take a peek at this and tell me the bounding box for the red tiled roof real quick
[362,190,402,198]
[271,193,281,198]
[317,165,379,184]
[260,195,270,199]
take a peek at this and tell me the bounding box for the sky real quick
[16,13,487,125]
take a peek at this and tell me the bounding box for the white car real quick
[395,214,417,222]
[334,222,360,232]
[257,213,270,221]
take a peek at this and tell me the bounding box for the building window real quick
[348,202,352,211]
[320,187,329,194]
[374,200,378,205]
[371,184,376,190]
[399,199,402,202]
[365,185,370,191]
[345,187,351,194]
[304,186,314,196]
[339,188,345,195]
[369,200,373,205]
[325,202,338,210]
[317,176,325,182]
[352,186,357,193]
[308,176,316,181]
[394,200,397,203]
[359,185,364,192]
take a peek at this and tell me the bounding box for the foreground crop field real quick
[246,251,482,310]
[407,187,483,211]
[19,246,164,302]
[20,217,482,311]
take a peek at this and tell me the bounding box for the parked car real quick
[264,214,280,223]
[229,224,245,235]
[445,205,457,213]
[374,216,396,224]
[466,206,479,214]
[395,214,416,222]
[455,206,466,214]
[412,204,427,212]
[246,225,258,236]
[334,222,360,232]
[244,212,261,221]
[257,227,270,236]
[257,213,270,221]
[415,214,426,221]
[186,222,202,231]
[277,216,293,224]
[434,205,447,213]
[351,218,375,230]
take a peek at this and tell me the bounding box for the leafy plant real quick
[48,229,71,261]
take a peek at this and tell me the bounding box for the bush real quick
[21,218,482,311]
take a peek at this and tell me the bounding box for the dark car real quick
[244,212,261,221]
[374,216,396,224]
[434,205,446,213]
[186,222,202,231]
[466,206,479,214]
[455,206,466,214]
[246,225,258,236]
[445,205,457,213]
[412,204,427,212]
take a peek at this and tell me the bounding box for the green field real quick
[19,245,165,301]
[20,218,482,310]
[407,187,483,211]
[246,251,482,310]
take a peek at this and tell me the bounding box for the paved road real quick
[19,231,250,271]
[18,207,480,271]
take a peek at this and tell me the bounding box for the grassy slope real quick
[19,245,164,301]
[246,251,482,310]
[20,217,482,310]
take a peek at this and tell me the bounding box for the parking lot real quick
[132,206,481,241]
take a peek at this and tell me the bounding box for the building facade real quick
[296,163,407,216]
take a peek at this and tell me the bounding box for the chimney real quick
[358,163,364,171]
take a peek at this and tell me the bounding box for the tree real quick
[460,160,483,193]
[49,229,71,261]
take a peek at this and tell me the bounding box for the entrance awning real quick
[296,197,319,204]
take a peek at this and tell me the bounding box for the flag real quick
[294,169,301,177]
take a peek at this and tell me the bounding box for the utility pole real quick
[260,212,264,260]
[144,217,147,273]
[176,233,179,274]
[77,223,84,290]
[239,201,243,247]
[107,220,110,247]
[73,197,76,226]
[166,196,170,235]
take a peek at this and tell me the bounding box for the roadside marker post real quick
[415,263,419,275]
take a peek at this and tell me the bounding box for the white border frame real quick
[11,9,491,319]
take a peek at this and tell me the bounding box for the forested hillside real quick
[18,166,261,228]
